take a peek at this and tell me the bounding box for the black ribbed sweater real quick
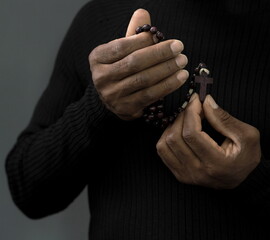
[5,0,270,239]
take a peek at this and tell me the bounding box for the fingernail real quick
[175,54,187,68]
[177,70,188,83]
[170,40,183,54]
[206,95,218,109]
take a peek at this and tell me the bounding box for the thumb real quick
[203,95,242,142]
[125,8,151,37]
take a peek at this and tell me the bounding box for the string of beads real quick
[135,25,211,129]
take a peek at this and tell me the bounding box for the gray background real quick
[0,0,92,239]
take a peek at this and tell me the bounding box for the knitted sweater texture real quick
[5,0,270,239]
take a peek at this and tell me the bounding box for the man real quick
[6,0,270,239]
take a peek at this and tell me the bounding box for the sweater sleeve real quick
[5,4,114,219]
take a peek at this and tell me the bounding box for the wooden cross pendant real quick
[194,65,213,102]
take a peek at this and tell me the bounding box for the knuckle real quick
[165,132,178,147]
[133,73,146,89]
[192,172,204,186]
[89,44,107,63]
[88,48,97,63]
[182,130,196,144]
[92,70,106,86]
[205,164,226,180]
[125,54,139,72]
[245,125,260,142]
[162,79,173,91]
[205,166,219,178]
[218,109,232,123]
[100,88,114,103]
[113,101,139,120]
[164,60,174,73]
[140,89,155,105]
[131,110,143,119]
[156,140,166,155]
[114,103,126,116]
[139,34,153,47]
[155,44,167,59]
[111,41,123,58]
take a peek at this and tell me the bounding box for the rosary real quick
[136,24,214,129]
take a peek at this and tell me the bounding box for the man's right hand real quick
[88,9,188,120]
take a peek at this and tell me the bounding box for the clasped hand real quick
[89,9,188,120]
[89,9,261,189]
[157,93,261,189]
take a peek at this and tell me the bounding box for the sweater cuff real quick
[85,84,119,127]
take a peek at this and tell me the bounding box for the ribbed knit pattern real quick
[5,0,270,239]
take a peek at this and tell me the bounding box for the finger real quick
[156,126,187,181]
[107,39,184,81]
[91,32,155,64]
[127,69,188,108]
[114,53,188,96]
[203,95,247,144]
[126,9,151,37]
[166,103,201,167]
[182,93,225,160]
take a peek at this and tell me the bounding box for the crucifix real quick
[194,63,213,102]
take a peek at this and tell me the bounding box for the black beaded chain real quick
[142,81,196,129]
[135,24,211,129]
[135,24,165,41]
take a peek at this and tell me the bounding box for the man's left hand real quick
[156,93,261,189]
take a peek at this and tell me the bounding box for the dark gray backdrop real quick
[0,0,92,239]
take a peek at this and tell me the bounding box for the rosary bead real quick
[169,116,175,123]
[178,107,183,113]
[145,118,150,123]
[157,112,164,119]
[156,31,165,41]
[198,62,207,68]
[138,25,212,129]
[194,67,200,74]
[150,26,158,34]
[153,121,160,127]
[157,104,164,110]
[135,26,143,34]
[190,80,195,89]
[186,93,192,101]
[162,117,169,125]
[149,106,157,113]
[148,114,155,121]
[182,101,188,109]
[142,24,151,31]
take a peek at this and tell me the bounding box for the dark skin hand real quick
[89,9,188,120]
[89,9,261,189]
[156,93,261,189]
